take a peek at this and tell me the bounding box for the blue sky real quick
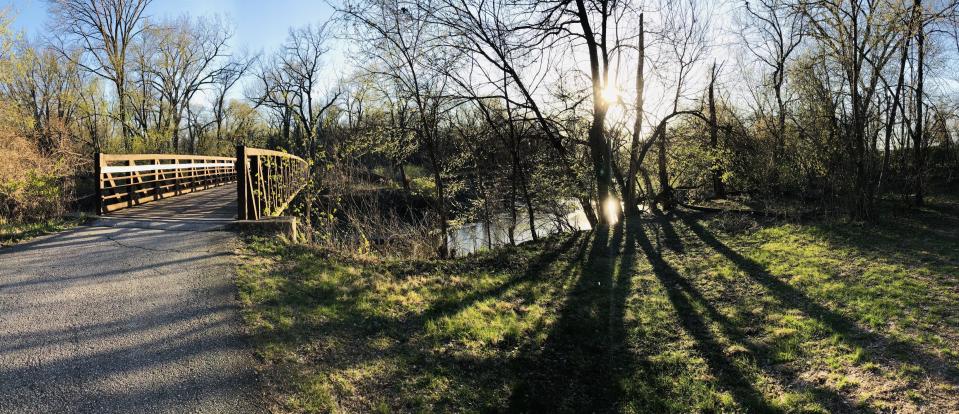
[1,0,338,53]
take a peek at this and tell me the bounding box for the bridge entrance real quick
[93,146,308,231]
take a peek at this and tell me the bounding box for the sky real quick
[0,0,338,54]
[0,0,348,102]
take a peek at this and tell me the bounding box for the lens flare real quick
[603,197,620,225]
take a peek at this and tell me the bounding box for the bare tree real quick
[280,23,341,160]
[708,61,725,198]
[905,0,959,205]
[799,0,903,218]
[623,13,646,217]
[341,0,458,256]
[431,0,604,225]
[149,16,232,152]
[48,0,152,149]
[210,52,256,144]
[740,0,804,160]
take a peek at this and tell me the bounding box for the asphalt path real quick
[0,187,264,413]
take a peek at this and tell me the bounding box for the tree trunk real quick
[624,14,645,218]
[913,6,925,207]
[396,162,410,190]
[881,39,909,194]
[433,165,449,258]
[658,130,672,210]
[508,154,518,246]
[708,62,725,199]
[574,0,613,225]
[115,76,130,150]
[520,166,537,242]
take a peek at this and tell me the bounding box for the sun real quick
[601,84,620,105]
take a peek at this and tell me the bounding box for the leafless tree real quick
[341,0,458,256]
[48,0,152,149]
[149,16,232,152]
[799,0,903,218]
[739,0,805,160]
[210,52,256,145]
[280,23,341,160]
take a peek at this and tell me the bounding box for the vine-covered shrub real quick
[0,135,67,223]
[0,170,65,222]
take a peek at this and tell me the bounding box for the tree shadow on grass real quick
[809,200,959,268]
[651,211,685,253]
[245,232,594,411]
[634,217,777,412]
[406,233,589,330]
[508,220,636,412]
[679,214,959,388]
[658,216,871,413]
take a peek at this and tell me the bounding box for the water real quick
[449,206,592,256]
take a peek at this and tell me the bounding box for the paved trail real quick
[0,188,264,413]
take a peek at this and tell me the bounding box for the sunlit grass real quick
[0,217,82,247]
[236,198,959,413]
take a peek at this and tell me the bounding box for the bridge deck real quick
[92,185,236,232]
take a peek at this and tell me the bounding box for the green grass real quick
[0,217,81,247]
[236,198,959,413]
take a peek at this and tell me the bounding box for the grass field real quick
[236,198,959,413]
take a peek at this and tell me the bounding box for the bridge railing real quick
[95,153,236,214]
[236,146,309,220]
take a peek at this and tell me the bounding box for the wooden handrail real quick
[96,152,237,214]
[236,145,309,220]
[243,147,307,161]
[95,148,308,220]
[99,153,236,162]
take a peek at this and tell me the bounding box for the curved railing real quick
[235,146,310,220]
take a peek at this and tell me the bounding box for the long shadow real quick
[652,211,685,253]
[242,231,595,412]
[805,198,959,270]
[417,234,589,322]
[310,233,590,338]
[634,218,775,412]
[0,252,231,291]
[656,217,864,413]
[249,232,591,360]
[0,226,81,253]
[508,221,633,412]
[0,295,239,356]
[680,214,959,387]
[0,287,262,412]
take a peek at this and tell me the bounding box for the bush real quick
[0,134,69,223]
[0,169,65,222]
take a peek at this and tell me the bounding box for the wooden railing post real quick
[153,157,161,201]
[94,152,103,215]
[236,145,248,220]
[126,159,135,208]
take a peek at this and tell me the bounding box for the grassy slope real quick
[236,198,959,413]
[0,218,81,247]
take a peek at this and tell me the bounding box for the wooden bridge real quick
[0,145,311,412]
[93,146,309,231]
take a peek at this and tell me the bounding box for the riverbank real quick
[235,199,959,413]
